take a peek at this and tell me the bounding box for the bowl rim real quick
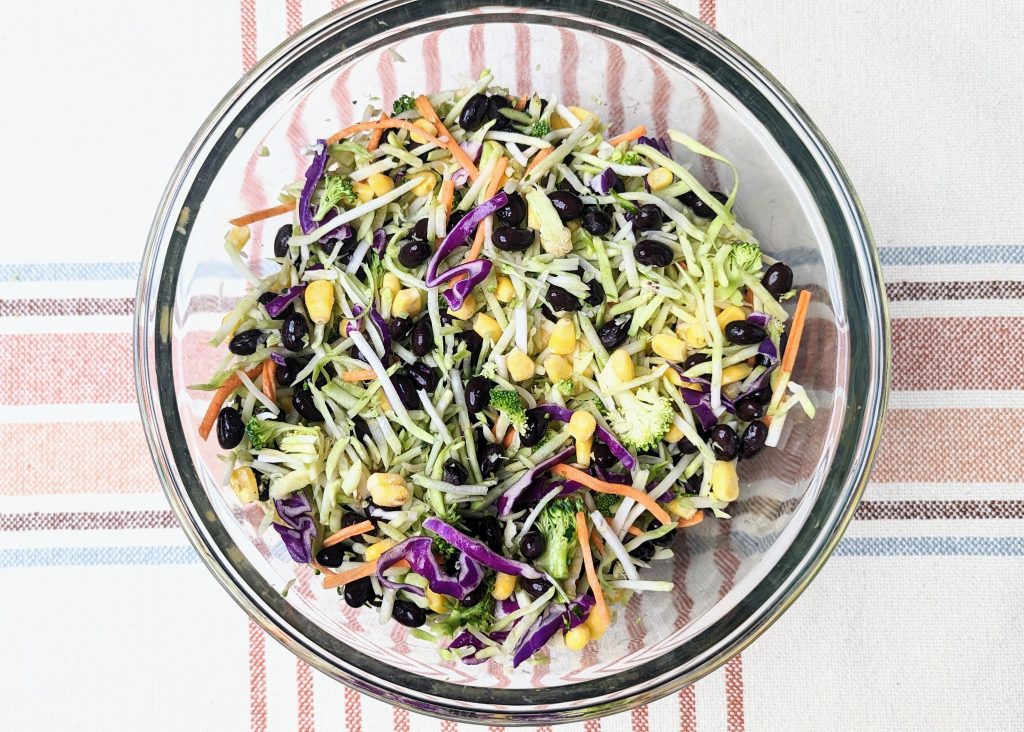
[134,0,890,723]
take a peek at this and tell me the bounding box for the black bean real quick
[390,316,414,342]
[391,373,419,409]
[762,262,794,298]
[291,387,323,422]
[585,279,605,307]
[581,206,612,235]
[597,313,632,350]
[398,239,432,268]
[739,420,768,459]
[750,387,773,405]
[520,531,546,561]
[351,415,370,443]
[414,218,429,240]
[460,94,489,132]
[496,192,527,227]
[521,576,551,598]
[216,407,245,449]
[442,458,468,486]
[228,329,263,356]
[592,442,617,470]
[709,424,739,461]
[520,408,550,447]
[683,473,702,495]
[258,291,277,307]
[540,304,558,323]
[447,209,468,233]
[467,515,503,554]
[410,317,433,357]
[404,362,439,392]
[724,320,768,345]
[456,330,484,368]
[486,95,514,131]
[634,204,664,231]
[460,579,490,607]
[545,284,580,312]
[677,438,698,455]
[478,443,504,477]
[679,190,728,219]
[548,190,584,222]
[315,542,348,568]
[634,240,674,267]
[652,527,677,547]
[630,541,655,563]
[275,357,301,386]
[734,396,765,422]
[681,352,710,371]
[343,576,373,608]
[273,225,292,258]
[341,511,367,531]
[465,376,494,414]
[281,313,309,352]
[257,473,270,502]
[493,227,535,252]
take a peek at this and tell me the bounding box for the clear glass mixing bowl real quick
[134,0,889,724]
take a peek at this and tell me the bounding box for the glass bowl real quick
[134,0,889,724]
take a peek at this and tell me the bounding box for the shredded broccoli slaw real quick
[198,72,814,669]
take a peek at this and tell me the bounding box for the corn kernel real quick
[532,321,552,352]
[392,288,422,318]
[447,293,479,321]
[473,313,502,343]
[710,460,739,502]
[543,354,573,382]
[410,118,437,144]
[382,272,401,297]
[667,496,699,520]
[575,435,593,467]
[367,472,410,507]
[364,538,397,562]
[492,572,517,601]
[367,173,396,197]
[721,363,753,385]
[304,280,335,324]
[682,323,707,348]
[651,333,687,361]
[564,625,591,651]
[610,348,634,382]
[425,588,447,613]
[506,348,536,382]
[353,181,374,202]
[665,422,684,443]
[665,368,685,387]
[230,467,259,504]
[225,225,251,251]
[411,172,437,197]
[548,318,577,355]
[646,167,674,192]
[568,410,597,441]
[716,306,747,330]
[495,275,515,303]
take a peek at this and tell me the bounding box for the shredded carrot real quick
[575,511,610,636]
[198,364,264,440]
[340,370,377,382]
[552,464,672,525]
[465,156,507,262]
[262,358,277,403]
[321,558,379,589]
[607,125,647,147]
[310,560,337,576]
[228,201,294,227]
[590,529,606,557]
[515,94,529,111]
[525,147,553,175]
[414,95,481,180]
[322,519,374,548]
[781,289,812,374]
[678,511,705,528]
[744,287,754,306]
[367,111,389,152]
[625,525,643,537]
[502,428,516,449]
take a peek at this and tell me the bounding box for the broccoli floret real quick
[593,492,620,517]
[392,94,417,115]
[435,576,495,635]
[489,388,527,431]
[619,150,641,166]
[607,387,674,452]
[729,241,762,276]
[529,120,551,137]
[245,416,275,451]
[433,536,460,561]
[313,175,356,220]
[535,496,583,579]
[556,378,575,396]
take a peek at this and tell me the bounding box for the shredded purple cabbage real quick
[265,285,307,318]
[447,628,510,665]
[681,387,718,431]
[426,192,508,283]
[369,308,391,354]
[496,446,575,516]
[371,228,387,256]
[591,167,618,195]
[375,537,485,601]
[511,594,595,667]
[518,479,577,507]
[269,352,288,366]
[272,492,316,563]
[298,139,329,234]
[422,518,541,578]
[533,404,637,471]
[440,259,492,310]
[637,135,671,158]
